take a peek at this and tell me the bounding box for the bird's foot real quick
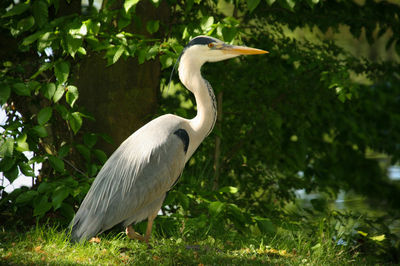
[125,225,146,242]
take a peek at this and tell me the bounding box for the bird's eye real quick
[208,43,215,48]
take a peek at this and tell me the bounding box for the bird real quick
[69,35,268,243]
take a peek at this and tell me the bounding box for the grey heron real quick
[70,36,267,243]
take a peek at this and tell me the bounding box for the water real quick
[295,167,400,238]
[388,166,400,180]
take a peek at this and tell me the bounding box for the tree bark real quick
[75,1,170,155]
[75,54,160,154]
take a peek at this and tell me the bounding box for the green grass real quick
[0,224,367,265]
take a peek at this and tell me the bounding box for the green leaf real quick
[77,47,86,55]
[84,19,100,35]
[86,36,100,49]
[209,201,225,217]
[37,106,53,125]
[68,23,87,37]
[63,176,79,187]
[160,54,173,70]
[88,164,98,177]
[183,0,194,11]
[54,104,69,120]
[32,125,48,137]
[52,187,70,210]
[38,182,52,193]
[48,155,65,173]
[53,0,60,13]
[58,144,70,158]
[66,85,79,107]
[247,0,261,12]
[98,133,114,144]
[146,45,158,60]
[27,81,41,93]
[53,85,65,103]
[84,133,97,148]
[75,144,90,161]
[16,133,29,152]
[177,191,189,210]
[31,62,53,79]
[0,157,16,172]
[16,16,35,33]
[227,203,246,224]
[137,48,147,64]
[54,61,70,84]
[32,0,48,28]
[150,0,160,6]
[370,234,385,242]
[22,31,44,46]
[13,83,30,96]
[0,138,14,157]
[164,190,176,205]
[311,243,321,250]
[280,0,295,10]
[4,165,19,182]
[255,217,276,234]
[69,112,82,134]
[218,186,239,194]
[306,0,319,7]
[146,20,159,34]
[1,2,30,18]
[0,85,11,105]
[112,45,125,65]
[37,32,52,52]
[357,230,368,237]
[338,93,346,103]
[29,155,46,165]
[41,83,56,100]
[17,133,28,144]
[265,0,276,5]
[19,161,34,176]
[65,34,83,58]
[93,149,107,164]
[16,190,38,204]
[59,202,75,220]
[200,16,214,32]
[33,195,52,217]
[118,14,131,30]
[222,27,237,42]
[124,0,140,13]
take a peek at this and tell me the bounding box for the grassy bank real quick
[0,224,367,265]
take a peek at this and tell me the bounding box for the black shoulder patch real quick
[186,36,216,48]
[173,129,189,154]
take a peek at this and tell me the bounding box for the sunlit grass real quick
[0,223,366,265]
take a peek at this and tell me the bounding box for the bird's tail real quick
[69,208,102,242]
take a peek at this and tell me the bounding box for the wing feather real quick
[70,115,188,241]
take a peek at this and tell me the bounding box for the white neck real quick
[178,53,217,158]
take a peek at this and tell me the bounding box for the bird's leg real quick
[125,210,158,243]
[144,210,158,243]
[125,225,145,241]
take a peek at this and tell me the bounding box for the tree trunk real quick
[75,54,160,154]
[75,1,170,155]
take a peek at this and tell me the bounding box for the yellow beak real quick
[222,44,269,55]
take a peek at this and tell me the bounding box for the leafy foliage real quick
[1,0,400,262]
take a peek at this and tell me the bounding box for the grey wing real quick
[70,119,188,242]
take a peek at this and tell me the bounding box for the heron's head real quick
[176,35,268,89]
[180,36,268,66]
